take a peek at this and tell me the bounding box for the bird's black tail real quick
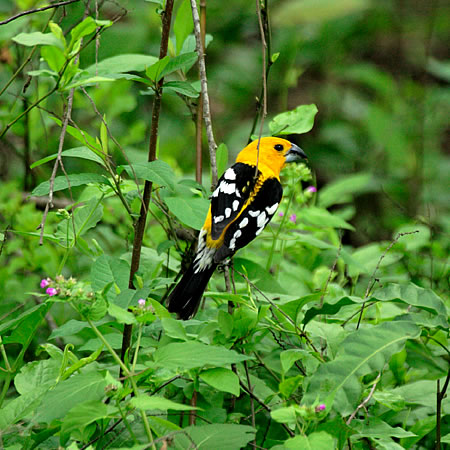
[167,263,217,320]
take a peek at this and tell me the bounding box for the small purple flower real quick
[138,298,146,307]
[40,279,50,289]
[315,403,326,412]
[46,287,57,297]
[278,211,284,217]
[306,186,317,193]
[289,214,297,223]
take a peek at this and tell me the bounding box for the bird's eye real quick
[274,144,284,151]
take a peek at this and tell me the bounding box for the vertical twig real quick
[436,369,450,450]
[195,0,207,184]
[244,360,257,449]
[120,0,175,368]
[190,0,217,188]
[254,0,268,176]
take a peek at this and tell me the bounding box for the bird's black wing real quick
[210,163,258,240]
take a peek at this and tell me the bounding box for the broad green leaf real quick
[119,159,175,190]
[36,369,113,423]
[145,56,170,82]
[56,196,104,245]
[303,295,364,325]
[49,319,91,339]
[351,418,416,439]
[41,45,65,72]
[83,54,158,76]
[131,396,196,411]
[280,349,306,374]
[216,143,229,179]
[91,254,130,292]
[179,424,255,450]
[161,317,188,340]
[159,51,198,78]
[164,196,209,229]
[14,359,60,395]
[174,0,194,54]
[269,104,318,135]
[273,0,370,25]
[50,117,102,152]
[0,303,47,335]
[153,341,251,370]
[60,399,109,436]
[64,75,119,89]
[30,146,105,169]
[31,173,109,196]
[69,17,112,52]
[12,32,64,49]
[200,368,240,396]
[164,80,199,97]
[0,386,49,429]
[318,173,374,208]
[79,333,122,351]
[298,206,355,230]
[270,405,297,426]
[284,431,336,449]
[303,321,420,414]
[108,303,136,324]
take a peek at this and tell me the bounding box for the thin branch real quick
[37,89,75,244]
[190,0,217,188]
[436,369,450,450]
[319,233,342,307]
[0,0,80,26]
[244,361,257,449]
[120,0,175,371]
[356,230,419,329]
[346,372,381,425]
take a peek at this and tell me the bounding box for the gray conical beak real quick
[285,143,307,163]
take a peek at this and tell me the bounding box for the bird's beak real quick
[285,143,307,163]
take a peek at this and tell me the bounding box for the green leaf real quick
[146,56,170,82]
[83,54,158,77]
[69,17,112,52]
[318,173,374,208]
[14,359,60,395]
[280,349,305,374]
[164,196,209,230]
[131,396,196,411]
[284,431,336,449]
[91,254,130,292]
[216,143,229,179]
[108,303,136,324]
[12,32,64,49]
[153,341,251,370]
[49,319,90,339]
[0,304,47,336]
[200,368,240,396]
[164,80,199,97]
[298,206,355,230]
[31,173,109,196]
[41,45,65,72]
[269,104,318,135]
[303,321,421,414]
[351,418,416,439]
[180,424,255,450]
[30,146,105,169]
[161,317,188,340]
[174,0,194,54]
[36,369,113,423]
[119,160,175,190]
[160,51,198,78]
[60,399,109,436]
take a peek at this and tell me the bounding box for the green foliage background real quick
[0,0,448,449]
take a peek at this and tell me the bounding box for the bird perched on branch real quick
[167,137,307,319]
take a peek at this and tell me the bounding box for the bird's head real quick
[235,137,307,178]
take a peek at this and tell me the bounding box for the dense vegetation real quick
[0,0,448,449]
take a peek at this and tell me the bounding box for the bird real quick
[167,137,307,319]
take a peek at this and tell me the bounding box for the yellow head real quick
[235,137,307,179]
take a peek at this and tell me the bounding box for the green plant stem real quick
[117,400,138,444]
[87,318,155,447]
[131,323,143,374]
[266,189,295,271]
[0,336,12,372]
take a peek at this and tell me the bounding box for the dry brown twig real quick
[190,0,217,188]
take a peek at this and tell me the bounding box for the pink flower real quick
[46,287,57,297]
[40,279,50,288]
[306,186,317,193]
[315,403,326,412]
[138,298,146,307]
[278,211,284,217]
[289,214,296,223]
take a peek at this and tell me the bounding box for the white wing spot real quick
[214,215,224,223]
[255,227,264,236]
[220,182,236,195]
[232,200,240,211]
[234,230,242,239]
[212,188,219,198]
[239,218,249,228]
[225,208,232,218]
[257,211,267,228]
[248,210,260,217]
[224,168,236,180]
[266,203,279,215]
